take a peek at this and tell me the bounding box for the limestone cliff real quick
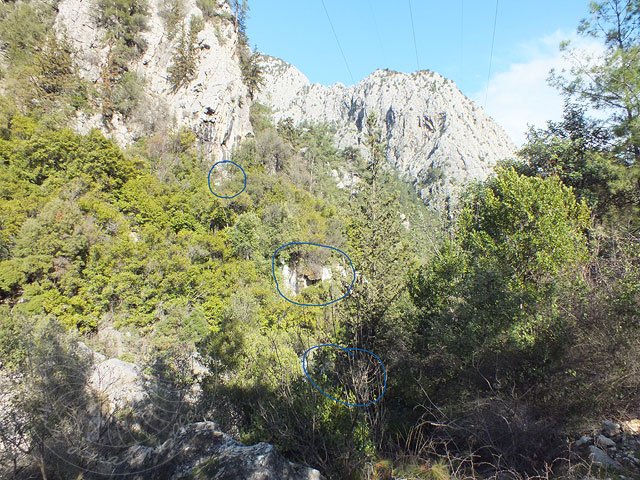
[256,55,516,208]
[52,1,515,205]
[54,0,252,158]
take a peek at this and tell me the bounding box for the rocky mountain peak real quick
[257,55,516,208]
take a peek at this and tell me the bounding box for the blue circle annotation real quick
[301,343,387,407]
[271,241,356,307]
[207,160,247,199]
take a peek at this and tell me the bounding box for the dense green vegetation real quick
[0,0,639,479]
[0,0,91,127]
[0,100,434,478]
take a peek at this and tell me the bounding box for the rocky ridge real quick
[51,1,516,208]
[55,0,253,158]
[257,55,516,208]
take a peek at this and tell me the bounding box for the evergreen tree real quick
[240,50,265,100]
[167,16,204,91]
[343,114,413,352]
[527,0,640,224]
[517,104,620,214]
[97,0,150,119]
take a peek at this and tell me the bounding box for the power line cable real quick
[408,0,420,71]
[320,0,355,84]
[484,0,499,108]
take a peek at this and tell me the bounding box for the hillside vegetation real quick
[0,1,639,479]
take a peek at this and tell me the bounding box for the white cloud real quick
[473,31,604,147]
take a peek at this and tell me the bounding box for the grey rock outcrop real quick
[55,0,252,157]
[603,419,622,437]
[117,421,323,479]
[595,433,617,449]
[86,350,322,479]
[574,435,592,448]
[1,342,321,479]
[88,357,148,413]
[256,55,516,208]
[589,445,622,469]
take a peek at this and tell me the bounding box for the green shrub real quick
[412,168,591,371]
[97,0,149,119]
[0,2,51,64]
[111,71,145,118]
[196,0,217,18]
[229,212,266,259]
[97,0,149,55]
[0,4,91,123]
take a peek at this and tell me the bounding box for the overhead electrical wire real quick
[320,0,355,85]
[408,0,420,71]
[484,0,499,108]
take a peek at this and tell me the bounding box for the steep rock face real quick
[52,2,515,205]
[55,0,252,157]
[282,263,332,295]
[257,55,516,207]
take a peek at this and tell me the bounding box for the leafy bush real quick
[229,212,266,260]
[0,3,91,123]
[412,168,590,370]
[196,0,219,19]
[97,0,149,55]
[0,2,50,65]
[110,71,145,118]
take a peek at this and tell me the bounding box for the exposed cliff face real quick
[54,0,252,157]
[53,2,514,206]
[256,55,516,207]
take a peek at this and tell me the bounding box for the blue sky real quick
[247,1,602,145]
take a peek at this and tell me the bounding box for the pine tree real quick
[552,0,640,164]
[167,17,203,91]
[343,113,412,351]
